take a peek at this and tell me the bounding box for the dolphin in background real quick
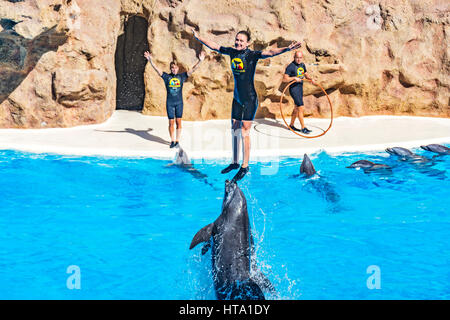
[386,146,446,179]
[172,146,216,188]
[300,153,317,176]
[385,147,429,162]
[347,160,392,173]
[299,154,340,204]
[420,144,450,155]
[190,180,274,300]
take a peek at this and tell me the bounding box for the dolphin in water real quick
[300,153,317,176]
[172,146,215,188]
[420,144,450,155]
[385,147,428,162]
[347,160,392,173]
[299,154,340,204]
[386,147,446,179]
[189,180,273,300]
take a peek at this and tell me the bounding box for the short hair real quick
[170,61,177,67]
[236,30,251,42]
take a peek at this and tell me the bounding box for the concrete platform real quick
[0,110,449,160]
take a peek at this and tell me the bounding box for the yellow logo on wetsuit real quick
[297,67,305,79]
[231,58,245,73]
[169,78,181,88]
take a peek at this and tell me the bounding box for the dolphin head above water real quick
[346,160,376,168]
[300,154,317,176]
[222,179,241,211]
[385,147,415,157]
[420,144,450,155]
[175,146,191,166]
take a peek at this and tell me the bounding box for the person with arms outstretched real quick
[144,50,205,148]
[192,28,301,181]
[283,51,316,134]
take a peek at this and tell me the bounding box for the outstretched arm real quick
[260,41,302,59]
[144,51,163,77]
[187,51,205,77]
[192,28,221,52]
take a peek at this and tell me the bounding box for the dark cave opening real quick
[114,15,149,111]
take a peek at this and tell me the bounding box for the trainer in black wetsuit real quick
[144,51,205,148]
[218,46,262,121]
[282,51,316,134]
[161,71,188,120]
[192,29,301,181]
[285,61,307,107]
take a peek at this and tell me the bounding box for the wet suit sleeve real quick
[218,46,235,56]
[161,72,169,84]
[252,50,262,60]
[284,64,293,76]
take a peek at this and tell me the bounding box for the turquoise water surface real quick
[0,147,449,299]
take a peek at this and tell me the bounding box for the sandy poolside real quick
[0,110,449,160]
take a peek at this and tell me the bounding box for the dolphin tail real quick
[189,223,214,250]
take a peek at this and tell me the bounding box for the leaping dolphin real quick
[420,144,450,155]
[189,180,273,300]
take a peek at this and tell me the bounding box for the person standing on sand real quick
[192,28,301,182]
[144,51,205,148]
[282,50,316,134]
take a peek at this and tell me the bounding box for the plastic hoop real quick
[279,79,333,138]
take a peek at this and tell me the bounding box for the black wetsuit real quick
[218,46,262,121]
[284,62,307,106]
[161,72,188,119]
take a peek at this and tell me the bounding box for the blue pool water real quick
[0,147,449,300]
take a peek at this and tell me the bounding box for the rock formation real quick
[0,0,120,128]
[0,0,448,128]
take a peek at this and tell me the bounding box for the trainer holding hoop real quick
[282,51,316,134]
[192,28,301,182]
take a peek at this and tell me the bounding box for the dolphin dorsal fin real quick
[189,223,214,249]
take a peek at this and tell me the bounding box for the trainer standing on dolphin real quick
[192,28,301,181]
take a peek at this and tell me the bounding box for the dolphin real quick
[173,146,215,187]
[420,144,450,155]
[300,153,316,176]
[175,146,191,166]
[189,180,272,300]
[386,147,447,179]
[299,154,340,204]
[385,147,416,157]
[347,160,392,173]
[385,147,429,161]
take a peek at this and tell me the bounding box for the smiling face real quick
[170,62,179,74]
[234,32,249,51]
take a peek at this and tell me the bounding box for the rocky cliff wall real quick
[0,0,448,128]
